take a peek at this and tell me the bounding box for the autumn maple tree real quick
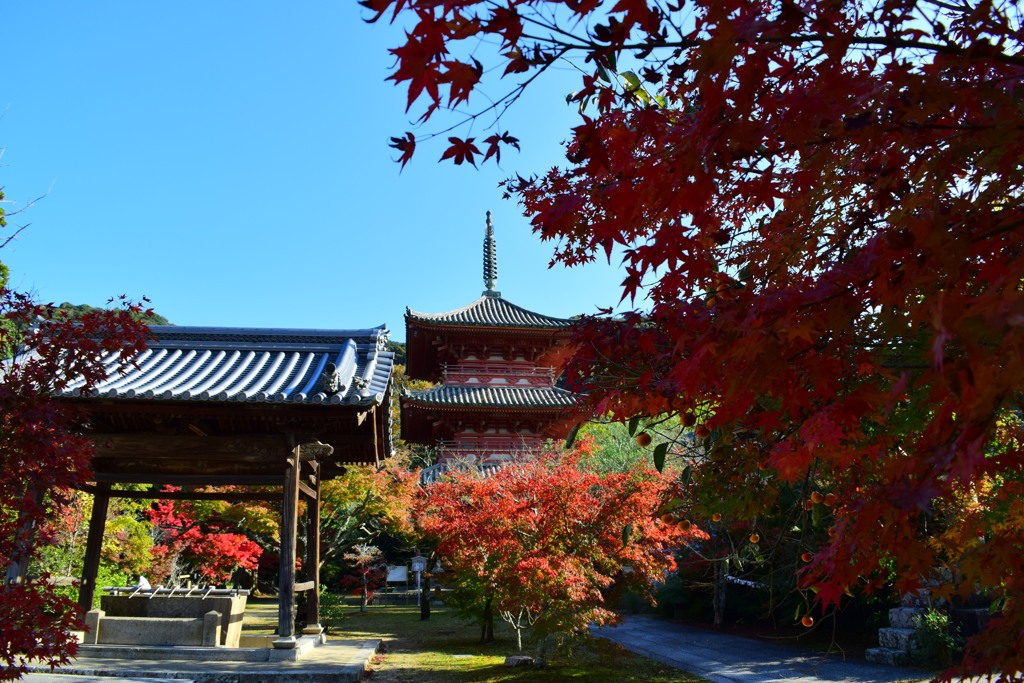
[368,0,1024,677]
[146,492,263,585]
[339,544,389,612]
[1,216,151,677]
[413,440,705,660]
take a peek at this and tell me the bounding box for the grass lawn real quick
[336,605,706,682]
[240,597,279,633]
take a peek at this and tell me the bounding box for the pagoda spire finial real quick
[483,211,499,296]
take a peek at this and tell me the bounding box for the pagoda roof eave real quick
[405,293,574,331]
[401,385,578,410]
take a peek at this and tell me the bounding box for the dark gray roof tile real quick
[38,324,393,407]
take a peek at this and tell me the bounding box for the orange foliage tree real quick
[367,0,1024,676]
[413,440,705,660]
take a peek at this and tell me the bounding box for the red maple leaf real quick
[439,136,481,166]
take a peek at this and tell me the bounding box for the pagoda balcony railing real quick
[441,363,555,386]
[436,439,547,462]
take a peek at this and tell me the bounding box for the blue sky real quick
[1,2,628,342]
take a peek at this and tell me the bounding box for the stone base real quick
[77,644,272,662]
[76,635,324,663]
[84,610,221,648]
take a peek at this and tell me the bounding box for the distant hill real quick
[388,341,407,366]
[56,302,171,326]
[1,302,171,359]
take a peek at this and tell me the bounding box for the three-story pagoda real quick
[402,213,579,466]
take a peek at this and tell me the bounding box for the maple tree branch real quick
[505,25,1023,67]
[0,223,30,251]
[1,191,48,251]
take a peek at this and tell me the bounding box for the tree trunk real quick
[480,597,495,643]
[420,574,431,621]
[535,634,549,665]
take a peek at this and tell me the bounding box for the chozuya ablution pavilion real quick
[52,324,394,648]
[402,212,579,471]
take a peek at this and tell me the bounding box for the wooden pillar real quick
[274,446,300,648]
[79,483,111,611]
[303,461,322,636]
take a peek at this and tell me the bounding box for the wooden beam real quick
[105,489,281,502]
[79,483,110,611]
[297,481,316,500]
[298,441,334,461]
[91,434,291,460]
[74,399,365,423]
[93,473,284,486]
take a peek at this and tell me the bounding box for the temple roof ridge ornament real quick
[483,210,500,297]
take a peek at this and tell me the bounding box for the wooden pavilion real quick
[52,324,394,646]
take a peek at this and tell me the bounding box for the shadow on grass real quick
[338,605,707,683]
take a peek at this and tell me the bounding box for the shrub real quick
[320,589,347,635]
[911,608,960,668]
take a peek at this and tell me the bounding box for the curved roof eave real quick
[39,324,394,408]
[405,294,574,331]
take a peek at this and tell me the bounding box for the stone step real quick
[865,647,911,667]
[889,606,926,629]
[25,676,190,683]
[77,644,271,662]
[878,627,917,651]
[26,639,379,683]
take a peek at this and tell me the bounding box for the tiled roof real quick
[41,325,393,406]
[406,292,573,329]
[403,384,576,409]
